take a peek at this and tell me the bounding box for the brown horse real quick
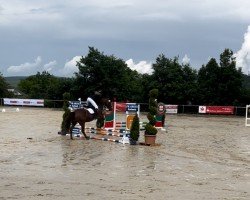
[65,98,112,139]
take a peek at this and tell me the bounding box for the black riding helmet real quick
[92,90,102,103]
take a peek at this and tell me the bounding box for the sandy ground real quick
[0,107,249,200]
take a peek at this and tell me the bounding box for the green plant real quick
[130,114,140,142]
[62,92,70,111]
[145,89,158,135]
[145,123,157,135]
[61,92,71,134]
[61,109,71,133]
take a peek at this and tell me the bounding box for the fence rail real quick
[0,98,247,116]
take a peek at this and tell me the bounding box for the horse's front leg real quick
[80,122,89,140]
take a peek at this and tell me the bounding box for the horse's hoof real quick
[59,130,67,135]
[85,136,90,140]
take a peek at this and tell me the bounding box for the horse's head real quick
[100,98,112,112]
[96,98,112,119]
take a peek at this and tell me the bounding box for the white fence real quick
[245,105,250,126]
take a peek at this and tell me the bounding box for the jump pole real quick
[71,126,130,144]
[85,129,129,137]
[89,136,120,143]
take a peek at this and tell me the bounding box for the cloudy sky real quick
[1,0,250,77]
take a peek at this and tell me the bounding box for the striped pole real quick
[85,127,127,133]
[86,130,129,137]
[89,136,120,143]
[71,127,130,144]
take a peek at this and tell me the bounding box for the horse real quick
[64,97,112,140]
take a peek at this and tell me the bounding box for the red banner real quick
[116,103,126,112]
[206,106,234,115]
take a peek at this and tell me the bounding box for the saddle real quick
[86,107,95,114]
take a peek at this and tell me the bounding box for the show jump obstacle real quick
[66,101,133,143]
[104,102,166,131]
[66,101,166,143]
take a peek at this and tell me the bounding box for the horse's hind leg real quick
[79,122,89,139]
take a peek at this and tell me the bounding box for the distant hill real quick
[4,76,27,88]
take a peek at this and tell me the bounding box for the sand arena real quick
[0,107,249,200]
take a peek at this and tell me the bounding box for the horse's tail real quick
[61,110,75,134]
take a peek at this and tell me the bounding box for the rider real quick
[86,90,102,118]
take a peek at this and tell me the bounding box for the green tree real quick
[0,73,11,98]
[197,58,220,104]
[218,49,243,105]
[150,54,197,104]
[18,71,62,99]
[240,75,250,105]
[181,64,198,104]
[140,73,153,103]
[197,49,244,105]
[75,47,144,102]
[151,54,182,103]
[56,77,75,100]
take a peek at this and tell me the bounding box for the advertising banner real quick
[206,106,234,114]
[3,98,44,107]
[126,103,139,112]
[199,105,234,114]
[69,101,86,109]
[116,103,126,112]
[165,105,178,114]
[199,106,206,113]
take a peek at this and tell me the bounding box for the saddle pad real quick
[87,108,94,114]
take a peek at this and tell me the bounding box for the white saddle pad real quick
[87,108,94,114]
[69,107,95,114]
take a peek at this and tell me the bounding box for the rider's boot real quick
[94,108,99,119]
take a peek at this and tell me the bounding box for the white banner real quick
[165,105,178,114]
[3,98,44,107]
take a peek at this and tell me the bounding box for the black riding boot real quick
[94,108,99,119]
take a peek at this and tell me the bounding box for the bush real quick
[130,114,140,141]
[61,92,71,134]
[145,89,158,136]
[145,123,157,135]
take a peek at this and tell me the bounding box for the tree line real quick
[1,47,250,106]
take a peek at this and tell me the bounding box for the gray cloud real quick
[43,60,57,72]
[1,1,250,76]
[182,55,191,65]
[58,56,81,77]
[7,57,42,75]
[126,59,153,75]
